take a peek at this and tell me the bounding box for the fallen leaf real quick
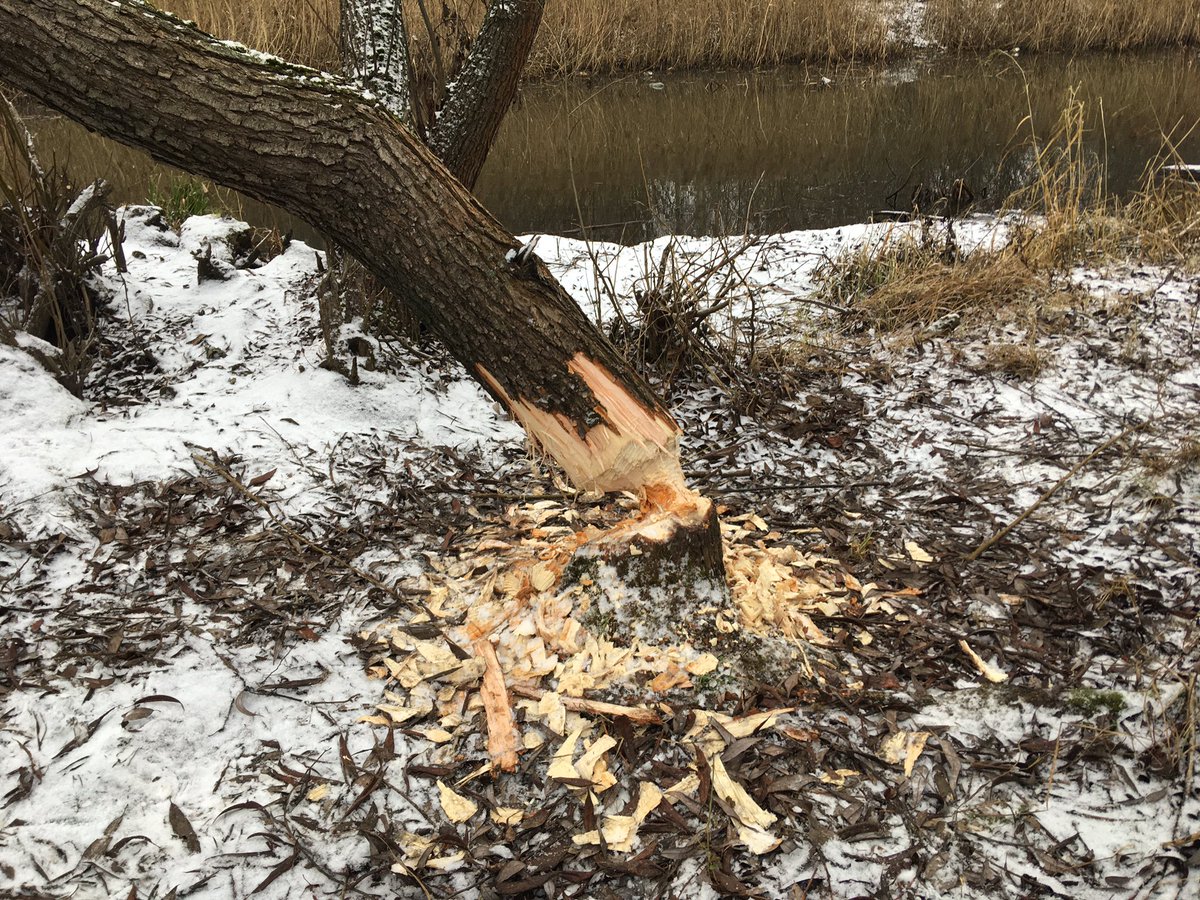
[306,784,330,802]
[168,801,201,854]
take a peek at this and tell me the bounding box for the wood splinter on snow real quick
[474,638,519,771]
[509,684,661,726]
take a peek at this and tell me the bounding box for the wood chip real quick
[474,639,519,772]
[905,541,934,563]
[878,730,932,777]
[959,639,1008,683]
[437,780,478,823]
[510,683,660,725]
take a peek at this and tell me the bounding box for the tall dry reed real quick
[928,0,1200,54]
[153,0,1200,77]
[153,0,892,75]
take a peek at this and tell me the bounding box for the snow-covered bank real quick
[2,210,1197,898]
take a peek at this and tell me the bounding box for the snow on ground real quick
[1,210,1198,897]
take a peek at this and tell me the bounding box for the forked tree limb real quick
[426,0,545,191]
[339,0,544,190]
[0,0,695,503]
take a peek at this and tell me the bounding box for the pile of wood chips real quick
[357,497,922,864]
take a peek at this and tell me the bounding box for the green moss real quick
[1065,688,1126,718]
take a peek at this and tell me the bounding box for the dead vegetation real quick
[928,0,1200,54]
[0,98,125,397]
[149,0,1200,76]
[819,94,1200,337]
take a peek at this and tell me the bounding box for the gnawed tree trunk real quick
[0,0,728,614]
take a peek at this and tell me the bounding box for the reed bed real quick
[927,0,1200,55]
[153,0,1200,78]
[152,0,889,74]
[822,94,1200,334]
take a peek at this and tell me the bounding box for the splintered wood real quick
[357,497,917,861]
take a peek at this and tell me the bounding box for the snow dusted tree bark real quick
[426,0,545,191]
[0,0,727,596]
[339,0,414,126]
[339,0,544,190]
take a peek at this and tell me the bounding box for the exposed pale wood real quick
[0,0,682,499]
[509,684,661,725]
[476,353,684,495]
[474,639,519,771]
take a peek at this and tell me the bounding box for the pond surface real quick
[19,49,1200,243]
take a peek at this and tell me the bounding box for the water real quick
[475,50,1200,241]
[17,49,1200,244]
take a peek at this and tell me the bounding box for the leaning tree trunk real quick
[0,0,726,598]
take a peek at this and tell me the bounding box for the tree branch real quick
[427,0,545,190]
[339,0,415,127]
[0,0,684,498]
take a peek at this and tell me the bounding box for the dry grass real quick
[531,0,890,75]
[928,0,1200,54]
[820,228,1041,331]
[824,88,1200,335]
[152,0,891,75]
[151,0,1199,77]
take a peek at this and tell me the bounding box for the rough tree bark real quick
[425,0,545,191]
[0,0,727,608]
[339,0,544,190]
[339,0,415,126]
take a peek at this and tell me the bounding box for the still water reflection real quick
[19,50,1200,244]
[476,50,1200,241]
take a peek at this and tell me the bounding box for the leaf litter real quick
[0,211,1197,898]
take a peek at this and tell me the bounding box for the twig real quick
[509,683,661,725]
[191,453,426,612]
[967,419,1149,561]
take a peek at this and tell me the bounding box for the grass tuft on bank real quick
[820,95,1200,335]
